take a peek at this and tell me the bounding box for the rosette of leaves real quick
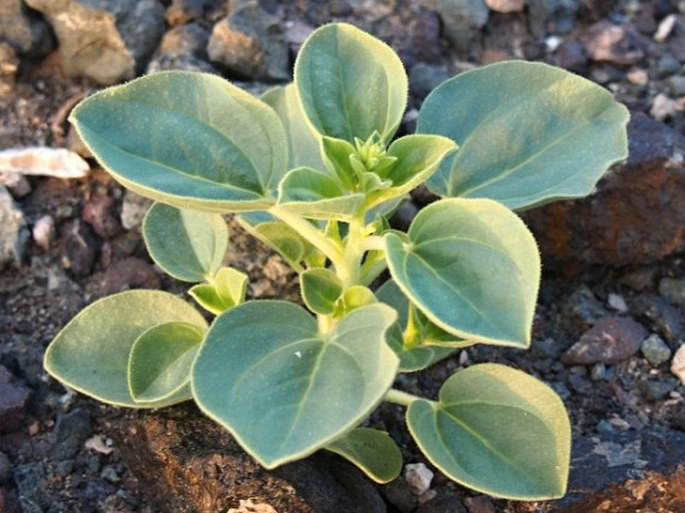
[44,22,629,499]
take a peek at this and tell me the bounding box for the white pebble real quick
[671,344,685,385]
[32,215,54,251]
[404,462,434,496]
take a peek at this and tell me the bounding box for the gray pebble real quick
[641,334,672,366]
[659,277,685,306]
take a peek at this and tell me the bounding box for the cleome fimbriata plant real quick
[44,23,629,500]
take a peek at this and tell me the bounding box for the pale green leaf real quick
[128,321,204,403]
[385,198,540,348]
[70,71,288,212]
[44,290,207,408]
[407,363,571,499]
[300,268,343,315]
[326,428,403,483]
[192,301,399,468]
[189,283,228,315]
[261,84,325,171]
[143,202,228,282]
[418,61,629,210]
[278,166,365,220]
[295,23,408,143]
[215,267,248,306]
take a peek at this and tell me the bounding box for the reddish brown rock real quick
[82,194,122,239]
[563,317,648,365]
[0,365,30,434]
[109,404,386,513]
[524,113,685,268]
[98,257,160,295]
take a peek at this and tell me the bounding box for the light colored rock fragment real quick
[0,147,90,179]
[485,0,525,13]
[0,184,28,270]
[404,462,434,496]
[672,344,685,385]
[32,215,55,251]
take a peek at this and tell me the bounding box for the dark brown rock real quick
[524,113,685,268]
[579,21,646,65]
[60,219,98,277]
[109,404,386,513]
[563,317,648,365]
[82,194,122,239]
[99,257,160,295]
[0,365,30,434]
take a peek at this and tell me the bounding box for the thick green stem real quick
[340,216,366,288]
[384,388,422,407]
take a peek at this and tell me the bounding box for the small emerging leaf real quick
[128,322,204,403]
[418,61,629,210]
[189,267,248,315]
[295,23,408,143]
[385,198,540,348]
[143,202,228,282]
[326,428,403,483]
[301,268,343,315]
[407,364,571,500]
[44,290,207,408]
[192,301,399,468]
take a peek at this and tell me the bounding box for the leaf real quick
[192,301,399,468]
[321,136,358,190]
[69,71,288,212]
[407,363,571,500]
[143,202,228,282]
[417,60,629,210]
[188,267,248,315]
[261,84,325,171]
[128,322,204,403]
[278,166,365,220]
[44,290,207,408]
[295,23,408,143]
[300,268,343,315]
[385,198,540,348]
[189,284,228,315]
[375,279,460,372]
[326,428,403,483]
[340,285,377,312]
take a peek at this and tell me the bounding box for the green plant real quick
[44,22,629,500]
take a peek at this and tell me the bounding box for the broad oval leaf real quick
[70,71,288,212]
[295,23,408,143]
[261,84,325,171]
[44,290,207,408]
[385,198,540,348]
[192,301,399,468]
[278,166,365,220]
[143,202,229,282]
[417,60,629,210]
[301,268,343,315]
[326,428,403,483]
[407,363,571,499]
[128,321,204,403]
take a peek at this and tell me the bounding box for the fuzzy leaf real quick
[44,290,207,407]
[407,364,571,499]
[70,71,287,212]
[300,268,343,315]
[326,428,403,483]
[385,198,540,348]
[192,301,398,468]
[143,202,228,282]
[418,61,629,210]
[295,23,408,143]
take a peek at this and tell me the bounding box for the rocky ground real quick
[1,0,685,512]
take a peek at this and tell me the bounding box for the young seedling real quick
[44,23,629,499]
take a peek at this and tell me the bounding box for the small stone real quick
[654,13,678,42]
[650,93,684,122]
[0,185,28,271]
[638,378,677,402]
[99,257,161,295]
[415,492,467,513]
[672,344,685,385]
[82,195,122,239]
[656,53,681,78]
[528,0,578,37]
[60,219,99,277]
[607,293,629,313]
[435,0,489,54]
[627,67,649,86]
[0,0,54,58]
[47,408,92,460]
[409,63,450,100]
[100,465,120,483]
[590,362,610,381]
[641,334,673,366]
[484,0,524,13]
[228,499,278,513]
[120,190,153,230]
[552,40,588,71]
[659,277,685,306]
[563,317,648,365]
[32,215,55,251]
[464,495,496,513]
[165,0,212,26]
[620,268,655,291]
[0,365,31,434]
[0,147,90,179]
[563,285,608,331]
[404,463,434,496]
[0,42,19,95]
[580,21,645,65]
[159,22,210,57]
[669,75,685,97]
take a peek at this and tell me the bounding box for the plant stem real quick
[359,235,386,252]
[384,388,422,407]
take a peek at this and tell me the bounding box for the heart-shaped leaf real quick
[417,60,629,210]
[300,268,343,315]
[143,202,229,282]
[295,23,408,143]
[278,166,365,220]
[44,290,207,407]
[407,363,571,499]
[70,71,288,212]
[261,84,325,171]
[385,198,540,348]
[189,267,248,315]
[192,301,399,468]
[128,321,204,403]
[326,428,403,483]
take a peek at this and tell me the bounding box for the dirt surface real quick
[1,0,685,512]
